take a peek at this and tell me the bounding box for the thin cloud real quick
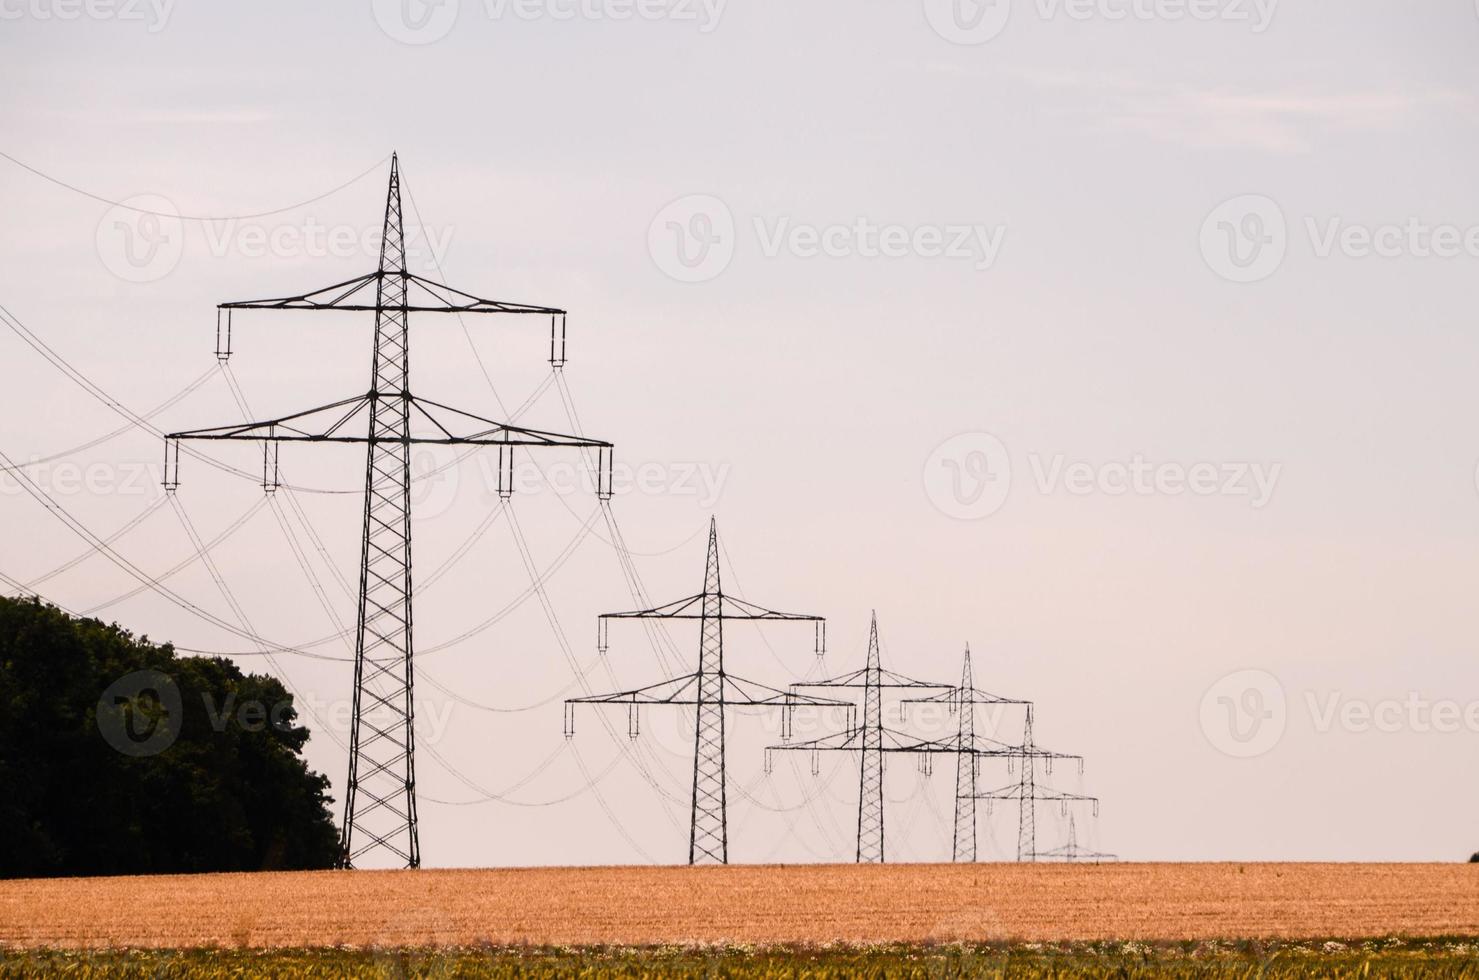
[1000,66,1472,153]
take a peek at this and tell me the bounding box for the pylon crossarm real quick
[1017,744,1084,766]
[955,731,1029,755]
[716,595,823,621]
[219,271,379,310]
[167,394,370,442]
[1031,847,1118,862]
[723,674,850,709]
[404,272,564,315]
[566,673,701,706]
[169,395,607,447]
[218,270,565,316]
[876,727,1014,756]
[410,396,611,448]
[600,593,706,619]
[903,686,1032,708]
[764,724,963,756]
[793,666,952,691]
[975,785,1098,803]
[764,727,862,754]
[566,672,848,709]
[599,593,823,622]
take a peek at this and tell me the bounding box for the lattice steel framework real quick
[766,612,958,863]
[858,614,884,863]
[1030,813,1118,863]
[900,646,1032,863]
[953,649,977,863]
[972,705,1094,863]
[166,154,613,869]
[565,519,846,864]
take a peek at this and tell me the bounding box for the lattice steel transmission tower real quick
[974,705,1093,863]
[166,154,613,869]
[1030,813,1117,863]
[899,645,1033,862]
[564,518,847,864]
[766,612,957,863]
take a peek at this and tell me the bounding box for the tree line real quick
[0,596,339,877]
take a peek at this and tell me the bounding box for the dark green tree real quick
[0,596,339,877]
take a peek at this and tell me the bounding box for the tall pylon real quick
[347,154,417,870]
[167,154,614,868]
[951,648,977,863]
[857,614,885,862]
[766,613,956,863]
[690,519,727,862]
[565,519,846,864]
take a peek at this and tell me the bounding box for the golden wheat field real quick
[1,864,1476,950]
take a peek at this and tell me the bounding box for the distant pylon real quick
[1031,812,1118,863]
[565,519,846,864]
[766,613,956,863]
[970,705,1093,863]
[900,647,1031,863]
[1019,705,1036,861]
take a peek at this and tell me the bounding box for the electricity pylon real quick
[564,518,848,865]
[898,646,1031,862]
[166,154,614,869]
[765,612,960,863]
[975,705,1091,862]
[1030,812,1117,863]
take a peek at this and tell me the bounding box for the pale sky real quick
[3,0,1479,867]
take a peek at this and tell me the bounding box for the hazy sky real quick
[3,0,1479,868]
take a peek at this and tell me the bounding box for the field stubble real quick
[1,864,1477,951]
